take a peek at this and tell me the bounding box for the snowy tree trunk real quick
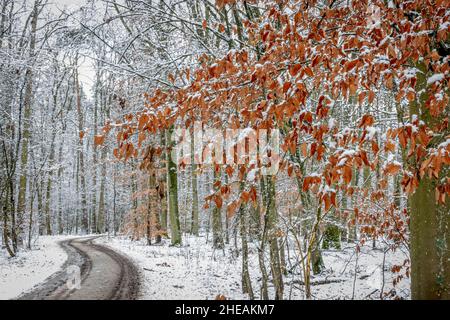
[409,62,450,300]
[212,166,224,249]
[166,128,181,245]
[190,131,199,236]
[75,68,88,234]
[239,180,254,299]
[265,176,284,299]
[17,0,39,245]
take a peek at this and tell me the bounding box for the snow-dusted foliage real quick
[0,0,449,301]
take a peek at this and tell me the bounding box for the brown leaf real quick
[94,135,105,146]
[358,114,375,128]
[304,66,314,77]
[384,162,402,176]
[368,91,375,104]
[213,195,223,209]
[289,64,301,77]
[301,143,308,157]
[138,114,149,130]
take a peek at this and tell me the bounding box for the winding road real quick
[19,236,140,300]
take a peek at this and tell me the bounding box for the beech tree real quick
[1,0,448,301]
[107,0,449,299]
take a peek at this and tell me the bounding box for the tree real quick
[17,0,40,244]
[109,0,448,299]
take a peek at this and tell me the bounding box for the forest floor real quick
[95,234,411,300]
[0,235,73,299]
[0,234,411,300]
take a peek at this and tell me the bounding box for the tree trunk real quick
[17,0,39,245]
[130,161,139,240]
[147,148,161,245]
[409,62,450,300]
[91,84,99,233]
[2,185,15,257]
[37,179,44,235]
[159,132,168,232]
[239,182,254,299]
[57,138,64,234]
[75,67,88,233]
[44,138,56,236]
[113,165,117,236]
[311,227,324,275]
[190,130,199,236]
[265,176,284,299]
[212,166,224,249]
[97,145,107,233]
[166,128,181,245]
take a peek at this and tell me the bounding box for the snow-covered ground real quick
[96,234,410,300]
[0,235,72,300]
[306,245,410,300]
[0,234,410,300]
[96,235,249,300]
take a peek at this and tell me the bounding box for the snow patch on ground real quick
[96,235,248,300]
[0,235,73,300]
[96,235,410,300]
[309,245,410,300]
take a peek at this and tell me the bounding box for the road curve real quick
[19,236,140,300]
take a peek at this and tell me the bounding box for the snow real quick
[95,235,250,300]
[238,128,256,142]
[427,73,445,85]
[247,168,258,182]
[374,55,390,65]
[366,126,379,140]
[322,185,336,194]
[0,236,73,300]
[328,118,336,130]
[337,158,347,167]
[404,68,419,79]
[315,245,410,299]
[95,235,410,300]
[340,149,356,158]
[438,138,450,149]
[309,172,321,178]
[439,22,449,31]
[342,127,352,135]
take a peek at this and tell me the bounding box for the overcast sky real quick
[49,0,94,99]
[78,58,95,99]
[49,0,87,12]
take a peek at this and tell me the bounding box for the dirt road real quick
[19,236,140,300]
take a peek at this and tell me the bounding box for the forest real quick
[0,0,449,301]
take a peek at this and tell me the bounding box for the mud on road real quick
[19,236,140,300]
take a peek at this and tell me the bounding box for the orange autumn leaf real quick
[289,64,301,77]
[301,143,308,157]
[240,191,250,203]
[345,59,359,72]
[138,114,149,130]
[358,114,375,128]
[304,66,314,77]
[343,166,353,184]
[384,162,402,176]
[368,90,376,104]
[213,195,223,209]
[94,135,105,146]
